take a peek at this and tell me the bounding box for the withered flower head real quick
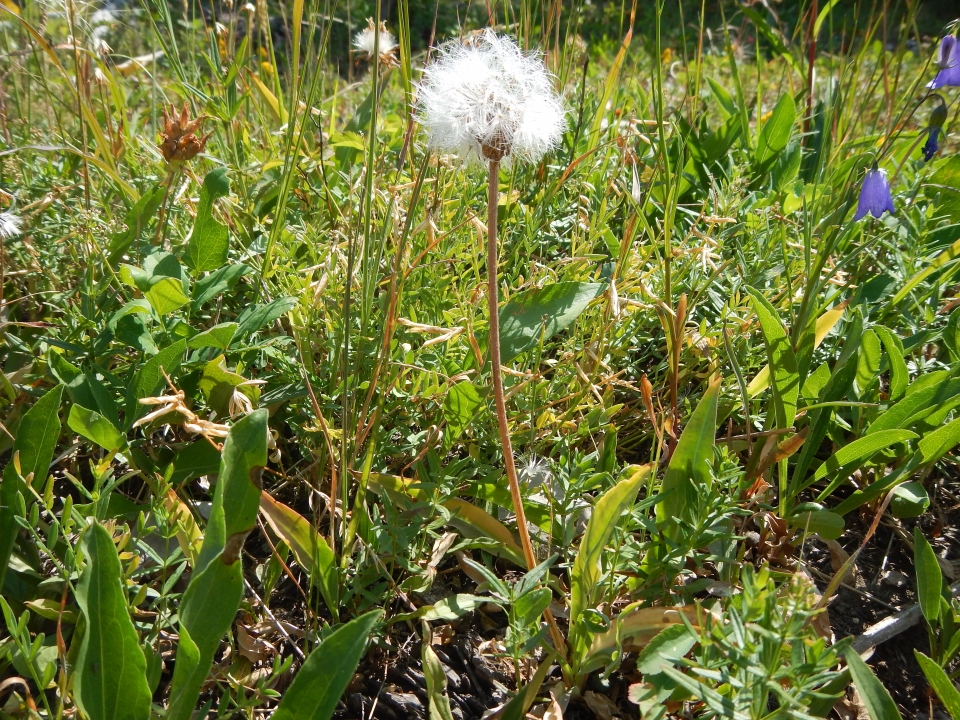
[159,102,212,165]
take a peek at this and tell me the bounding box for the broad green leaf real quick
[187,322,238,350]
[787,509,844,540]
[423,641,456,720]
[74,522,151,720]
[193,263,252,306]
[746,287,799,428]
[236,296,298,338]
[914,527,942,624]
[890,481,930,518]
[806,429,917,500]
[874,326,908,402]
[843,648,904,720]
[168,440,222,486]
[271,610,380,720]
[498,282,603,363]
[108,183,165,265]
[259,490,338,612]
[144,277,190,316]
[915,651,960,718]
[756,92,796,166]
[443,380,483,439]
[167,410,267,720]
[514,587,552,627]
[68,405,125,451]
[107,300,153,332]
[918,415,960,465]
[658,378,720,526]
[418,594,487,622]
[635,623,697,676]
[198,355,260,419]
[569,464,650,666]
[0,385,64,587]
[855,329,882,395]
[183,169,231,272]
[124,339,186,429]
[10,384,63,485]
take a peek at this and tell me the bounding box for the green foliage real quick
[271,610,380,720]
[3,0,960,715]
[73,523,152,720]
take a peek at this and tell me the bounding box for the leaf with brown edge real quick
[259,490,338,612]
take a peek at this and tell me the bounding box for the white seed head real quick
[0,212,22,239]
[353,18,397,59]
[416,29,566,165]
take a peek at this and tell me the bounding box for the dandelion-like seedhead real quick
[0,212,22,239]
[353,18,397,63]
[416,29,566,165]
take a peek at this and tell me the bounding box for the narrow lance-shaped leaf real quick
[73,522,152,720]
[270,610,381,720]
[166,410,268,720]
[914,527,942,625]
[915,651,960,719]
[569,464,650,667]
[746,287,799,429]
[260,490,338,612]
[0,384,63,588]
[843,648,904,720]
[657,378,720,528]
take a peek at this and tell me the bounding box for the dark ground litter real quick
[332,480,960,720]
[808,472,960,719]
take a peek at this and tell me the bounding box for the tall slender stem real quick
[486,159,566,655]
[486,159,535,569]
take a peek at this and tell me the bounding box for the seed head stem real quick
[485,159,566,655]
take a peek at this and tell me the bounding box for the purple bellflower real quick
[928,35,960,89]
[854,167,895,221]
[922,99,948,162]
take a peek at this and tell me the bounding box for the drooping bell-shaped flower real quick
[928,35,960,89]
[854,167,895,221]
[416,29,566,165]
[922,98,948,162]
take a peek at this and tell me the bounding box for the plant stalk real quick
[486,159,566,656]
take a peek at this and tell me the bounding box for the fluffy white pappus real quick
[0,212,22,239]
[416,29,566,165]
[353,19,397,59]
